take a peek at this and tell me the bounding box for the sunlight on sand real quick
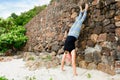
[0,59,120,80]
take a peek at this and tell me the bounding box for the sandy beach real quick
[0,58,120,80]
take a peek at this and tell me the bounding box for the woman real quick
[61,3,89,76]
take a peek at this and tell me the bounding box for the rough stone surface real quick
[93,51,102,64]
[90,34,98,43]
[97,63,115,75]
[115,28,120,37]
[85,53,93,63]
[24,52,60,70]
[107,33,116,42]
[114,15,120,21]
[87,63,97,70]
[86,40,95,47]
[103,19,110,26]
[23,0,120,75]
[115,21,120,27]
[103,24,115,33]
[97,33,107,42]
[78,60,88,69]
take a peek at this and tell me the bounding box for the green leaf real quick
[87,73,91,78]
[0,76,8,80]
[49,77,53,80]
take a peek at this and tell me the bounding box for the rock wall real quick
[23,0,120,75]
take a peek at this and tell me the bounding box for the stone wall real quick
[23,0,120,75]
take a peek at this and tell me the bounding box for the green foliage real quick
[50,0,54,4]
[0,26,28,52]
[0,27,5,34]
[9,5,47,26]
[0,76,8,80]
[41,55,52,61]
[28,56,35,61]
[50,0,59,4]
[0,18,15,33]
[49,77,53,80]
[0,5,47,53]
[25,76,36,80]
[11,13,18,19]
[87,73,92,78]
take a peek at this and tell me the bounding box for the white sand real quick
[0,59,120,80]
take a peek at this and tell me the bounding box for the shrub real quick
[0,76,8,80]
[0,26,28,52]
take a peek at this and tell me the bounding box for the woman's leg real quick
[79,4,88,23]
[79,11,87,23]
[76,5,83,21]
[71,49,78,76]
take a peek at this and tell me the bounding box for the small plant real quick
[25,76,36,80]
[0,76,8,80]
[42,55,52,61]
[87,73,91,78]
[49,77,53,80]
[46,55,52,61]
[28,56,35,61]
[0,52,4,55]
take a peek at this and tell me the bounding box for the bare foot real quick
[92,0,99,5]
[74,73,78,76]
[79,6,83,12]
[85,3,89,11]
[61,68,65,71]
